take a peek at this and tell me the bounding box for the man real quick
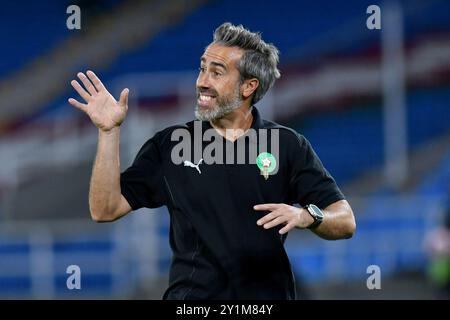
[69,23,355,299]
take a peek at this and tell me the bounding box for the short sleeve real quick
[289,134,345,209]
[120,134,166,210]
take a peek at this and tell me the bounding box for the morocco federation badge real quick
[256,152,277,180]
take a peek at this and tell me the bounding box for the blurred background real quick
[0,0,449,299]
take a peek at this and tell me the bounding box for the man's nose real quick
[196,72,210,89]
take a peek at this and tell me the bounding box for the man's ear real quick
[241,78,259,100]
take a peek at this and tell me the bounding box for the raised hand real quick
[69,70,129,132]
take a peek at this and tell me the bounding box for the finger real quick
[86,70,106,92]
[71,80,91,102]
[254,203,282,211]
[279,222,296,235]
[77,72,97,95]
[262,215,289,229]
[68,98,87,112]
[257,209,282,226]
[119,88,129,107]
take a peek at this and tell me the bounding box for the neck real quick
[210,104,253,141]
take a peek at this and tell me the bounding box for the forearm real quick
[89,127,122,220]
[311,200,356,240]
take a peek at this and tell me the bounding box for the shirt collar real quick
[250,106,263,130]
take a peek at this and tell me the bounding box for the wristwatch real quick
[305,204,324,229]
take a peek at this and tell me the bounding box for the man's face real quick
[195,44,244,121]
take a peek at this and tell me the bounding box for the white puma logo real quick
[183,159,203,174]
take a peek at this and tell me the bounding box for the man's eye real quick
[213,71,221,76]
[199,67,205,73]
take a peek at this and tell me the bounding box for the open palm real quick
[69,70,129,132]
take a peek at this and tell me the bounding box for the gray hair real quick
[212,22,281,104]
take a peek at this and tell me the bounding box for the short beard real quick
[195,83,242,121]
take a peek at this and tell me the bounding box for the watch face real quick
[306,205,323,229]
[309,205,324,218]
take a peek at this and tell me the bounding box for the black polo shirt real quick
[120,107,344,300]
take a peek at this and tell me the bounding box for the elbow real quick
[339,204,356,239]
[91,214,114,223]
[90,210,114,223]
[342,215,356,239]
[343,220,356,239]
[89,205,117,223]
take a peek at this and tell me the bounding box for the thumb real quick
[119,88,129,107]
